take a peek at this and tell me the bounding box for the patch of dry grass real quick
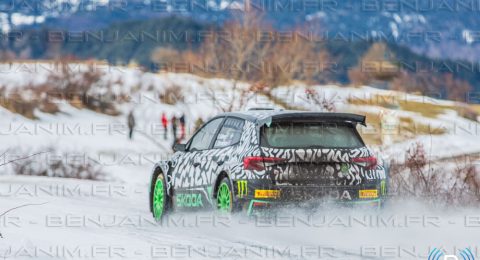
[348,94,478,120]
[356,111,446,146]
[397,100,446,118]
[357,112,383,146]
[400,117,447,136]
[0,94,37,119]
[471,105,480,114]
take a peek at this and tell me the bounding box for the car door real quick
[209,117,245,170]
[190,117,245,208]
[171,117,224,209]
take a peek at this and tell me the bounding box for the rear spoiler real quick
[258,112,366,126]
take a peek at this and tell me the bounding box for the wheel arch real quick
[212,170,233,199]
[149,161,172,212]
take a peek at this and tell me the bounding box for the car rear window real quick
[261,121,364,149]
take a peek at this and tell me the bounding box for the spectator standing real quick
[171,115,178,142]
[179,114,186,140]
[161,112,168,140]
[127,110,135,139]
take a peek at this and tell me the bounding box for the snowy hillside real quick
[1,62,480,259]
[0,62,479,183]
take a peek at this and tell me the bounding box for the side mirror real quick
[173,143,187,152]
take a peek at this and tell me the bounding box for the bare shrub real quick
[205,81,265,112]
[465,164,480,200]
[445,158,480,205]
[42,61,119,116]
[160,84,184,105]
[387,159,407,195]
[405,142,431,194]
[1,61,120,117]
[304,88,336,112]
[390,142,448,207]
[388,142,480,206]
[29,85,62,114]
[0,90,38,119]
[348,67,372,87]
[3,148,104,181]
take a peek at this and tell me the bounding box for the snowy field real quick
[2,176,480,260]
[1,62,480,259]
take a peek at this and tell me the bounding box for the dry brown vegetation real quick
[3,147,105,180]
[348,43,474,104]
[348,43,400,87]
[0,86,61,119]
[392,72,473,103]
[356,111,446,146]
[43,62,119,115]
[389,142,480,206]
[159,83,185,105]
[152,12,330,111]
[0,89,37,119]
[0,61,120,118]
[152,12,329,89]
[348,94,478,121]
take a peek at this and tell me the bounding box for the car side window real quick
[188,118,223,151]
[213,118,245,148]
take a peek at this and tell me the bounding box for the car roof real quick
[218,109,366,126]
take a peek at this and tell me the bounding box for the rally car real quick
[149,109,387,220]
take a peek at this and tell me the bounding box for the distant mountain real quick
[0,16,209,64]
[2,0,480,61]
[2,15,480,95]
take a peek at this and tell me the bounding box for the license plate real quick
[255,190,281,199]
[359,189,378,199]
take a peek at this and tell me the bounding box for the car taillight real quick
[243,156,287,171]
[352,156,377,170]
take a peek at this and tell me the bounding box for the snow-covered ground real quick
[1,62,480,259]
[2,175,480,260]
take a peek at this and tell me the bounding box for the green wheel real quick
[152,174,167,221]
[217,178,233,213]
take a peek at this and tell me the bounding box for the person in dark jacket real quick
[171,115,178,141]
[127,110,135,139]
[179,114,186,140]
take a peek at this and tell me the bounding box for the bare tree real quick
[200,12,268,85]
[304,88,337,112]
[443,73,472,102]
[197,12,271,111]
[262,32,328,87]
[151,48,182,71]
[152,12,329,111]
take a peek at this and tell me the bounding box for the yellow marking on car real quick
[359,189,378,199]
[380,180,386,196]
[254,190,280,199]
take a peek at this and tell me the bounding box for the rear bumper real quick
[234,179,388,215]
[246,198,385,215]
